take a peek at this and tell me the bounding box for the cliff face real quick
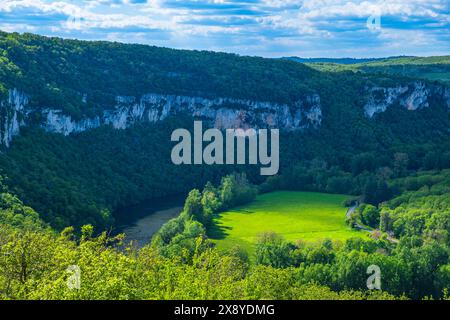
[1,80,449,147]
[104,93,322,131]
[0,90,322,146]
[0,89,28,147]
[364,81,450,117]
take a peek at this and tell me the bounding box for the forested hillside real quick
[149,171,450,299]
[0,31,449,301]
[0,32,449,230]
[0,31,321,116]
[294,56,450,85]
[2,171,449,300]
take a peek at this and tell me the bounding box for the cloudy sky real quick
[0,0,449,58]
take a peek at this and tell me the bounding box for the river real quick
[114,195,185,248]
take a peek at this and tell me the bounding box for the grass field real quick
[209,191,366,255]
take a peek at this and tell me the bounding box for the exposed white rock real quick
[43,109,101,135]
[299,94,321,127]
[60,93,322,133]
[401,82,429,111]
[364,86,409,117]
[0,90,322,146]
[364,81,433,117]
[1,81,448,147]
[0,89,28,147]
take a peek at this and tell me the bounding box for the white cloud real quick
[0,0,448,57]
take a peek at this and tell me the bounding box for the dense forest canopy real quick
[0,31,449,230]
[0,31,435,117]
[0,31,449,301]
[0,31,323,117]
[1,171,450,300]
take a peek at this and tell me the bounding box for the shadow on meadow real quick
[207,208,256,240]
[207,213,231,240]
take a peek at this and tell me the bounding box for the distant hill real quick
[282,56,413,65]
[284,55,450,84]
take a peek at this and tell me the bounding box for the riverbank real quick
[122,206,183,248]
[114,194,185,248]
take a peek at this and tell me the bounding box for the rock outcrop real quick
[364,81,450,117]
[0,89,28,147]
[1,80,448,147]
[0,90,322,146]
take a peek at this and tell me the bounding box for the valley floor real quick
[209,191,366,255]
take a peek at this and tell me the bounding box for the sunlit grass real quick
[209,191,366,256]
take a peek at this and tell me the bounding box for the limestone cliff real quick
[1,80,448,147]
[0,89,28,147]
[364,81,450,117]
[0,90,322,146]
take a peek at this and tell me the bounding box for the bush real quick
[255,232,293,268]
[360,204,380,228]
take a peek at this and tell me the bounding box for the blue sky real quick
[0,0,449,58]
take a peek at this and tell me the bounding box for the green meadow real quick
[209,191,366,255]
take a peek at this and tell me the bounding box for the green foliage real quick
[0,178,44,231]
[209,170,450,299]
[363,178,391,205]
[380,170,450,244]
[219,173,257,208]
[255,232,293,268]
[201,183,221,226]
[300,55,450,85]
[183,189,204,223]
[0,32,449,300]
[359,204,380,228]
[0,222,403,300]
[249,230,449,298]
[0,31,321,116]
[152,173,257,260]
[0,32,449,232]
[1,171,449,300]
